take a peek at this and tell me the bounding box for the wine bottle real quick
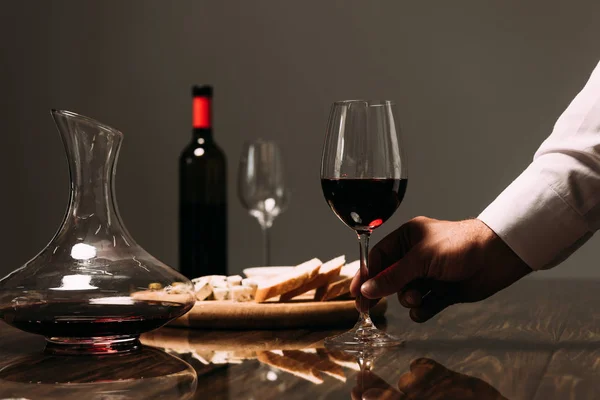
[179,85,228,279]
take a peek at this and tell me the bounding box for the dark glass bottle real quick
[179,85,227,279]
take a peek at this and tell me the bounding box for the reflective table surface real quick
[0,279,598,399]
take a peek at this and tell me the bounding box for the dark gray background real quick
[1,1,599,279]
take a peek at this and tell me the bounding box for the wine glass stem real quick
[261,225,271,266]
[357,232,375,329]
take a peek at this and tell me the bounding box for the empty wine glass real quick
[238,140,289,266]
[321,100,408,350]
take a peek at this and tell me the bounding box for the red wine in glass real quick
[321,178,408,233]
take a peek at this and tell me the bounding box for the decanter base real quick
[44,335,141,355]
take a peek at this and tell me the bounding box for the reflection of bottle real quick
[179,85,228,279]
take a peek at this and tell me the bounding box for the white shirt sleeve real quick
[478,60,600,270]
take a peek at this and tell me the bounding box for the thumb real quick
[361,245,428,299]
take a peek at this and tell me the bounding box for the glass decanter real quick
[0,110,195,355]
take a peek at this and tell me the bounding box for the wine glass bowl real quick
[321,100,407,350]
[321,178,407,233]
[238,139,289,265]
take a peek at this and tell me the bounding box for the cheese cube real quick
[212,287,229,301]
[241,278,259,289]
[209,276,228,288]
[165,282,189,294]
[193,280,213,301]
[231,285,256,302]
[226,275,243,287]
[191,276,209,285]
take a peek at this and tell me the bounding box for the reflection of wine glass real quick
[238,140,290,266]
[321,100,407,350]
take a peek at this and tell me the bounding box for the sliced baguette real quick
[282,349,346,382]
[314,260,360,301]
[254,258,322,303]
[340,260,360,278]
[243,266,294,279]
[256,351,324,384]
[280,256,345,301]
[297,258,322,281]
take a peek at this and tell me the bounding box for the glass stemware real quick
[238,139,289,266]
[321,100,408,350]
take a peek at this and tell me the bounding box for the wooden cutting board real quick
[169,298,387,330]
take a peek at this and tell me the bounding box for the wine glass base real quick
[324,325,403,351]
[44,335,142,355]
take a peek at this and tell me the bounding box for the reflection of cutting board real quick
[169,298,387,330]
[141,327,327,351]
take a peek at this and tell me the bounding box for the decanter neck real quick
[52,110,123,226]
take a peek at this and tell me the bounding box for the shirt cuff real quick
[478,163,590,270]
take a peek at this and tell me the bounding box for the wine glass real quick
[238,139,290,266]
[321,100,408,349]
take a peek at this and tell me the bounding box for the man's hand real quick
[396,358,507,400]
[350,217,532,322]
[352,358,507,400]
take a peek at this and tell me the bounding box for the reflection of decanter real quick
[0,347,197,399]
[0,110,195,355]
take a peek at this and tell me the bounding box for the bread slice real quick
[297,258,322,281]
[256,351,324,384]
[279,256,345,301]
[282,349,346,382]
[314,260,360,301]
[254,258,322,303]
[243,266,293,279]
[340,260,360,278]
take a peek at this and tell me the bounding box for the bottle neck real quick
[193,128,213,141]
[192,96,212,140]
